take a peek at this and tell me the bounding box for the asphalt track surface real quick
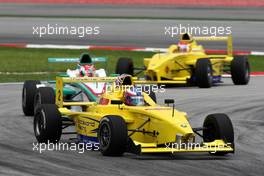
[0,77,264,175]
[0,4,264,50]
[0,17,264,51]
[1,4,264,21]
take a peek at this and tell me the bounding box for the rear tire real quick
[22,80,41,116]
[115,58,134,76]
[203,113,234,156]
[34,104,62,143]
[231,56,250,85]
[34,87,55,114]
[98,115,128,156]
[195,59,213,88]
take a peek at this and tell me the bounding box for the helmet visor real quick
[130,96,144,106]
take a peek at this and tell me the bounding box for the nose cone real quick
[145,107,194,141]
[169,111,193,135]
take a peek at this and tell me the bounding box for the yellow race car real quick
[33,75,234,156]
[116,33,250,88]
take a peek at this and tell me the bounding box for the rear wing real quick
[193,35,233,56]
[48,57,107,63]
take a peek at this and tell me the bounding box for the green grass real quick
[247,55,264,72]
[0,46,263,82]
[0,47,154,82]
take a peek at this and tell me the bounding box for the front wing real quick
[131,140,234,154]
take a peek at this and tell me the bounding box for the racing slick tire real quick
[195,59,213,88]
[231,56,250,85]
[203,113,234,156]
[34,87,55,114]
[22,80,41,116]
[98,115,128,156]
[34,104,62,143]
[115,57,134,76]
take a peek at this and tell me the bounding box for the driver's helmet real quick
[124,87,144,106]
[78,64,96,77]
[177,41,190,52]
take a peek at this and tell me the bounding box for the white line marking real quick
[26,44,88,49]
[251,51,264,56]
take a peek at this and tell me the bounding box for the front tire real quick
[34,104,62,143]
[195,59,213,88]
[203,113,234,155]
[22,80,41,116]
[231,56,250,85]
[115,57,134,76]
[98,116,128,156]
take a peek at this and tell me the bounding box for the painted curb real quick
[1,43,264,56]
[223,72,264,77]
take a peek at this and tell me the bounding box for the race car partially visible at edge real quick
[22,53,108,116]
